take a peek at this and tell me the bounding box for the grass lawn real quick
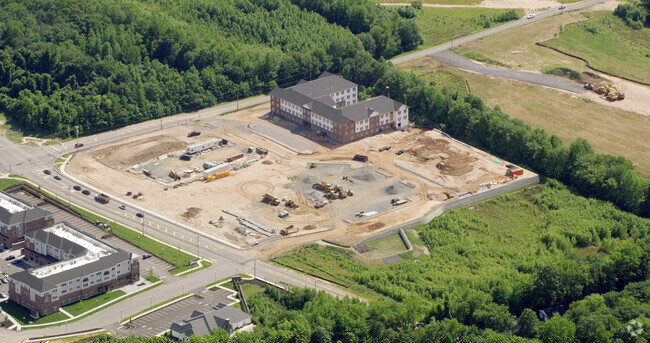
[241,283,266,299]
[378,0,481,5]
[205,274,250,289]
[363,234,409,259]
[144,275,161,283]
[0,179,24,190]
[414,7,523,49]
[397,56,650,176]
[62,290,126,316]
[170,260,213,275]
[0,300,71,325]
[542,13,650,84]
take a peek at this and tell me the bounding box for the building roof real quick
[270,75,405,125]
[170,305,252,339]
[9,223,132,293]
[0,192,50,226]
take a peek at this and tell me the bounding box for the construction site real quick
[66,103,536,255]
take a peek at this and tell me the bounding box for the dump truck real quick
[280,225,297,235]
[95,193,110,204]
[313,182,332,192]
[262,194,280,206]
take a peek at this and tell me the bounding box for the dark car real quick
[73,185,81,191]
[74,143,84,148]
[142,254,152,260]
[395,149,404,155]
[136,212,144,218]
[5,255,15,261]
[187,131,201,137]
[43,169,51,175]
[82,189,91,195]
[53,175,61,180]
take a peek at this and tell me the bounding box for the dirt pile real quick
[405,136,477,176]
[94,135,186,169]
[181,207,202,219]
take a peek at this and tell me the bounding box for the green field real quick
[362,234,408,259]
[241,283,266,300]
[379,0,481,4]
[0,178,23,190]
[62,290,126,316]
[0,300,70,325]
[398,57,650,176]
[413,7,523,49]
[542,13,650,84]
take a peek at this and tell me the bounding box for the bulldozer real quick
[605,85,625,101]
[595,85,608,95]
[169,170,181,181]
[262,194,280,206]
[355,211,365,217]
[285,199,299,209]
[347,190,354,197]
[280,225,298,236]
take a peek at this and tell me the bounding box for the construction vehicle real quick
[584,82,595,90]
[347,190,354,196]
[169,170,181,180]
[392,199,408,206]
[143,169,152,176]
[95,193,110,204]
[280,225,298,236]
[355,211,365,217]
[206,170,229,182]
[262,194,280,206]
[313,182,332,192]
[126,191,132,196]
[285,200,299,209]
[309,163,316,168]
[595,85,608,95]
[605,85,625,101]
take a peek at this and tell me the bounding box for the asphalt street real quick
[430,50,586,93]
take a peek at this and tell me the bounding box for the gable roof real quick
[28,230,88,258]
[0,192,50,226]
[170,305,252,339]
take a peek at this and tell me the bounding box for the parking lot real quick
[6,190,174,279]
[114,287,235,337]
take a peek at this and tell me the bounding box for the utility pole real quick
[75,125,79,150]
[386,86,390,99]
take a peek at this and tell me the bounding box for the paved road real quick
[431,50,586,93]
[389,0,605,65]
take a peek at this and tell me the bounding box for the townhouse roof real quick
[0,192,50,226]
[291,72,357,99]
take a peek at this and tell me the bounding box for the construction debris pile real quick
[223,209,275,237]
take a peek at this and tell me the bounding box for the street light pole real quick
[75,125,79,150]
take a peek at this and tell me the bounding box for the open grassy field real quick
[397,57,650,176]
[456,10,590,71]
[363,234,408,259]
[541,13,650,84]
[0,300,71,325]
[62,290,127,316]
[414,7,524,49]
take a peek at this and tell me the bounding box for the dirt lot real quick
[67,104,533,258]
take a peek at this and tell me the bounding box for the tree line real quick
[614,0,650,29]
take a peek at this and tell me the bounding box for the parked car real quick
[82,189,91,195]
[142,254,152,260]
[53,175,61,180]
[0,293,7,299]
[74,143,84,148]
[43,169,51,175]
[395,149,404,155]
[73,185,81,191]
[119,204,126,210]
[5,255,15,261]
[559,5,566,10]
[136,212,144,218]
[527,14,536,19]
[187,131,201,137]
[0,278,7,284]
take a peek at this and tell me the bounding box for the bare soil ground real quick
[67,104,534,259]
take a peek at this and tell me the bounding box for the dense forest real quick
[614,0,650,29]
[0,0,383,135]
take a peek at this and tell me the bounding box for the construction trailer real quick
[506,166,523,177]
[227,153,244,162]
[206,171,229,182]
[186,139,221,154]
[204,163,231,178]
[353,154,368,162]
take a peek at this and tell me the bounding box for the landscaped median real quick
[0,278,162,330]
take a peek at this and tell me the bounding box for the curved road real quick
[431,50,586,93]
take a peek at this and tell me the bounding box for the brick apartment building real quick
[0,191,54,249]
[269,72,409,143]
[8,223,140,317]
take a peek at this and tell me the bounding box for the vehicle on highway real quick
[136,212,144,218]
[74,143,84,148]
[43,169,51,175]
[53,175,61,180]
[73,185,81,191]
[396,149,404,155]
[82,189,91,195]
[119,204,126,210]
[5,255,15,261]
[142,254,152,259]
[527,14,536,19]
[559,5,566,10]
[187,131,201,137]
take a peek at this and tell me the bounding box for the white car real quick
[527,14,536,19]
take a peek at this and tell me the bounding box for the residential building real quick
[269,72,409,143]
[8,223,140,317]
[170,304,252,340]
[0,191,54,249]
